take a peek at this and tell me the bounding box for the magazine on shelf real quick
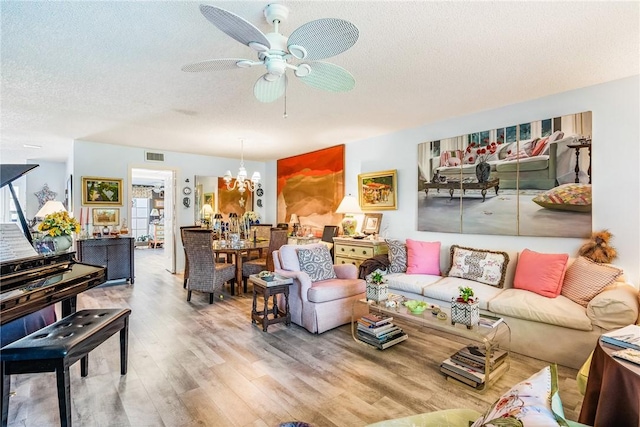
[440,365,482,388]
[360,313,393,327]
[440,357,508,384]
[478,313,504,328]
[612,348,640,366]
[450,351,506,373]
[357,330,407,349]
[455,345,508,365]
[357,323,400,338]
[601,324,640,350]
[357,318,396,332]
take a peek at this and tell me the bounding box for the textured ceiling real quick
[1,1,638,163]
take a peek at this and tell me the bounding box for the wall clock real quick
[183,186,192,195]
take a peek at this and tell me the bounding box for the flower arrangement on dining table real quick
[37,211,81,237]
[240,211,261,239]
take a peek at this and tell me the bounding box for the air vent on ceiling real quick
[145,151,165,162]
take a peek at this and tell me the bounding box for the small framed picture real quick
[358,170,398,210]
[153,199,164,209]
[82,176,123,206]
[362,213,383,235]
[93,208,120,226]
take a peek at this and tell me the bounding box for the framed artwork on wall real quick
[362,213,383,235]
[277,145,345,229]
[417,111,593,237]
[92,208,120,226]
[81,176,123,206]
[358,170,397,210]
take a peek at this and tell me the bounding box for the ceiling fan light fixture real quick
[236,60,254,68]
[294,63,311,77]
[288,44,307,59]
[249,41,270,52]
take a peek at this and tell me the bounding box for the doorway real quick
[130,167,176,274]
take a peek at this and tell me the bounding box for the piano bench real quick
[1,308,131,427]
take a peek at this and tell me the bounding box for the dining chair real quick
[242,228,289,291]
[180,225,204,288]
[321,225,339,258]
[183,228,235,303]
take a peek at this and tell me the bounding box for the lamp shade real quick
[150,209,160,217]
[201,204,214,216]
[290,214,299,224]
[335,195,362,214]
[35,200,66,218]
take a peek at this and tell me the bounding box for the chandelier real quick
[223,139,260,194]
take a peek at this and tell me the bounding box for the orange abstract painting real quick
[277,145,345,230]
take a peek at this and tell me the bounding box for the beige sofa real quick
[369,247,638,369]
[432,136,578,190]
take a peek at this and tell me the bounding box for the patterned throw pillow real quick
[561,256,623,307]
[386,239,407,273]
[532,183,592,213]
[296,246,337,282]
[447,245,509,288]
[471,365,569,427]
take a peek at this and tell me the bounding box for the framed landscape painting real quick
[358,170,397,210]
[82,176,123,206]
[92,208,120,226]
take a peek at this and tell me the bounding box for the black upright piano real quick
[0,164,106,346]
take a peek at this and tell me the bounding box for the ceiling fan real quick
[182,3,359,103]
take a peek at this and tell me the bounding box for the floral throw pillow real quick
[471,365,570,427]
[447,245,509,288]
[386,239,407,273]
[296,246,337,282]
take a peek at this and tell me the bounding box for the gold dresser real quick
[333,237,388,269]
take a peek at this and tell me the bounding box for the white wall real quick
[342,75,640,286]
[25,160,67,218]
[73,140,266,272]
[71,76,640,286]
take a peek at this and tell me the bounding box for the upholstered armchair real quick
[273,243,369,334]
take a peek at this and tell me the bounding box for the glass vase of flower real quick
[37,211,80,253]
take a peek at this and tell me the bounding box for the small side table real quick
[567,142,592,184]
[249,274,293,332]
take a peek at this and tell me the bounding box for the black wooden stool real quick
[1,308,131,427]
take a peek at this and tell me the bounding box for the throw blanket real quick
[358,254,390,279]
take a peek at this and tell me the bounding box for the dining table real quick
[212,239,270,295]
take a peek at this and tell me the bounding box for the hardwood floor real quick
[5,248,584,426]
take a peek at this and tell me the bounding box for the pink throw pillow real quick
[448,157,461,166]
[514,249,569,298]
[406,239,440,275]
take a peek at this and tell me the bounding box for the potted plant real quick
[37,211,80,254]
[451,286,480,329]
[366,269,388,302]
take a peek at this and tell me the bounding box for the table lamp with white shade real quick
[336,195,362,236]
[35,200,66,219]
[290,213,300,236]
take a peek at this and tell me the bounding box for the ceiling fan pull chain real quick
[283,83,288,119]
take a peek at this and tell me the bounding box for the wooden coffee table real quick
[424,178,499,202]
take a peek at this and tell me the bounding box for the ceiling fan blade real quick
[199,5,270,50]
[181,58,254,72]
[287,18,359,61]
[254,74,287,103]
[297,62,355,92]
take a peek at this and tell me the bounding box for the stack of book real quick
[440,345,508,388]
[601,324,640,350]
[356,313,407,350]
